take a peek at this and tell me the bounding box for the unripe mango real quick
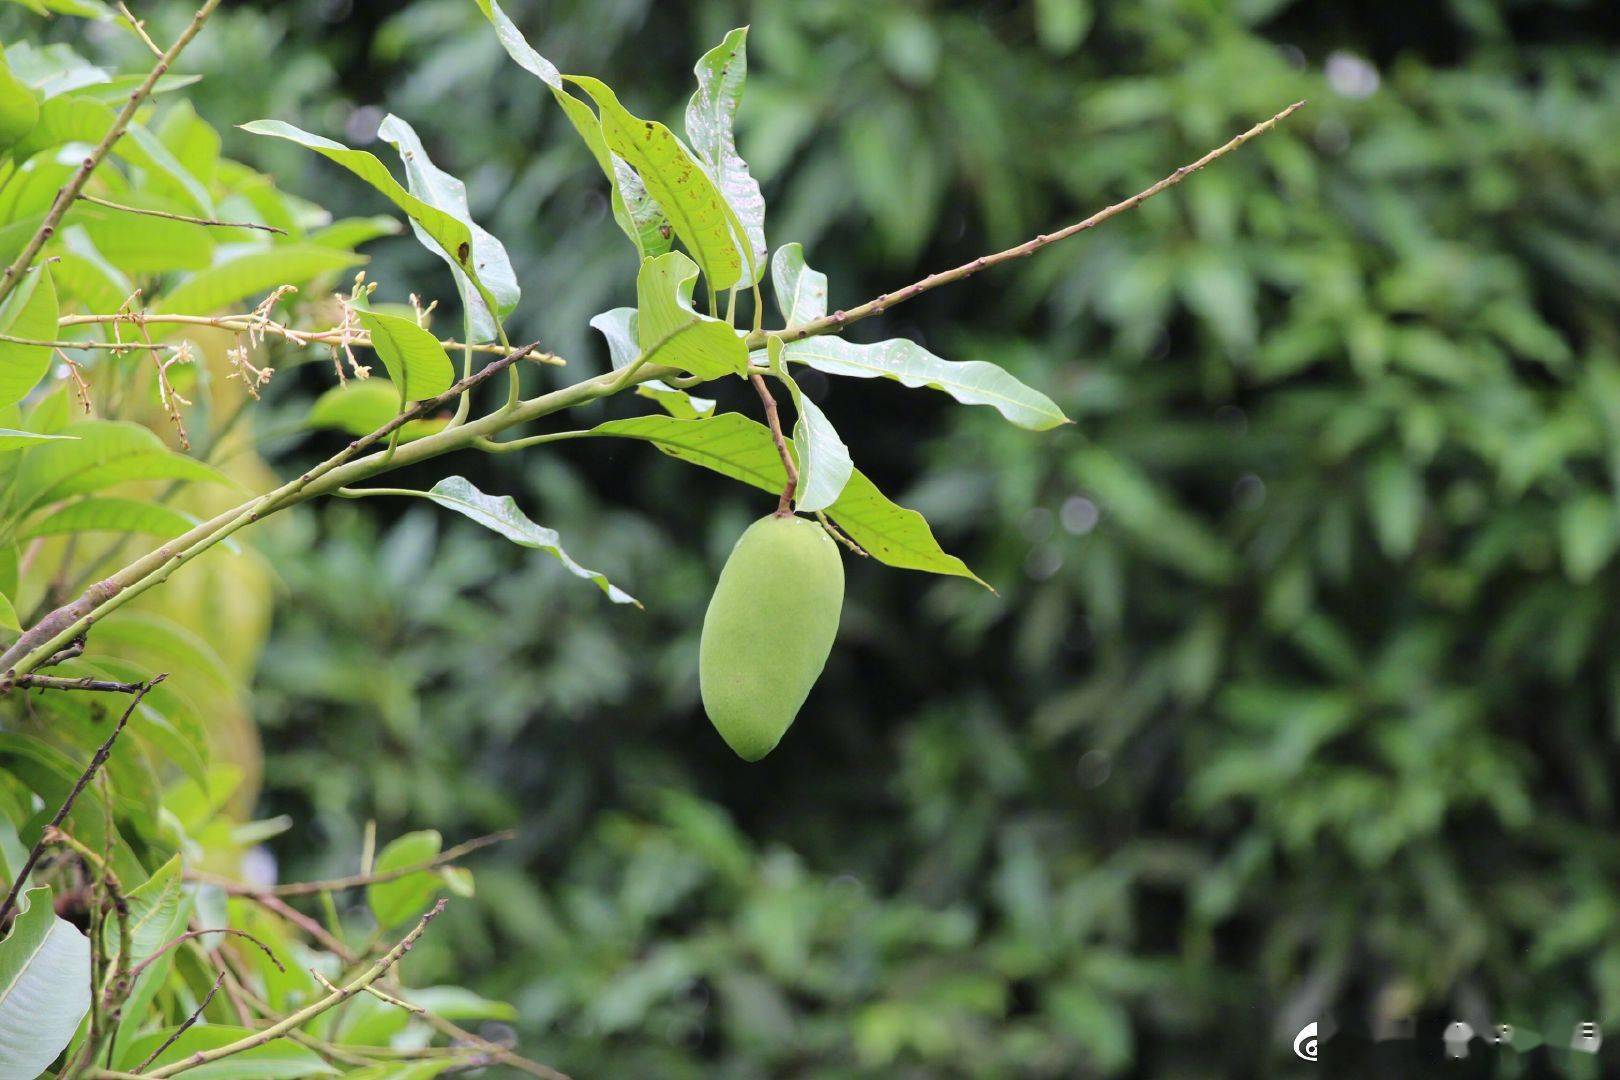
[0,59,39,155]
[700,514,844,761]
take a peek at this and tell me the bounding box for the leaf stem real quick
[750,372,797,515]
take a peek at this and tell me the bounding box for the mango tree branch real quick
[190,829,515,897]
[54,313,567,364]
[1,102,1305,684]
[136,900,448,1079]
[740,100,1306,352]
[0,0,224,307]
[0,676,165,927]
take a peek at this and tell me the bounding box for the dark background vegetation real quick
[53,0,1620,1073]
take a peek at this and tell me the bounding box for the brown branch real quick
[132,972,223,1073]
[195,829,515,898]
[139,900,448,1079]
[78,194,287,235]
[129,927,285,983]
[741,100,1307,354]
[749,373,798,515]
[0,673,147,696]
[0,676,164,927]
[0,0,224,308]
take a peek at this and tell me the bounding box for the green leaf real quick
[782,335,1070,430]
[468,0,671,259]
[20,496,197,541]
[354,308,455,400]
[0,886,90,1077]
[772,242,827,327]
[12,419,230,514]
[1365,451,1423,561]
[421,476,640,606]
[636,251,749,380]
[11,97,210,215]
[770,337,850,513]
[377,114,519,343]
[584,413,985,584]
[307,381,447,442]
[239,120,484,295]
[75,202,213,274]
[0,591,16,632]
[590,306,715,418]
[154,243,364,314]
[307,215,403,250]
[51,225,132,313]
[0,265,56,408]
[686,27,766,283]
[368,829,445,929]
[0,426,74,452]
[1560,494,1619,584]
[117,1024,337,1077]
[570,75,745,290]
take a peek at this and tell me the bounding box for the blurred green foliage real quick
[37,0,1620,1072]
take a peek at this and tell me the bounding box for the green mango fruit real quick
[700,513,845,760]
[0,58,39,154]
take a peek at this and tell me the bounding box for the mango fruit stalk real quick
[700,514,844,760]
[0,58,39,154]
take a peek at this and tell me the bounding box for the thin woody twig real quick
[0,673,147,695]
[132,972,223,1072]
[129,927,285,983]
[749,373,797,515]
[117,3,164,59]
[193,829,515,897]
[79,194,287,235]
[740,100,1308,354]
[137,899,448,1079]
[0,676,164,928]
[0,0,224,308]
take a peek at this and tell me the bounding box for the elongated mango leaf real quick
[591,306,716,418]
[768,338,850,513]
[154,243,364,314]
[20,496,195,540]
[0,886,90,1079]
[782,335,1070,430]
[422,476,639,606]
[355,308,454,400]
[0,426,73,452]
[686,27,766,283]
[75,203,214,275]
[468,0,671,259]
[307,215,403,250]
[52,226,132,313]
[12,419,230,514]
[772,242,828,327]
[570,76,744,290]
[307,381,447,442]
[0,265,55,409]
[377,114,519,343]
[239,120,501,317]
[583,413,985,584]
[117,1025,336,1077]
[636,251,748,380]
[0,592,16,632]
